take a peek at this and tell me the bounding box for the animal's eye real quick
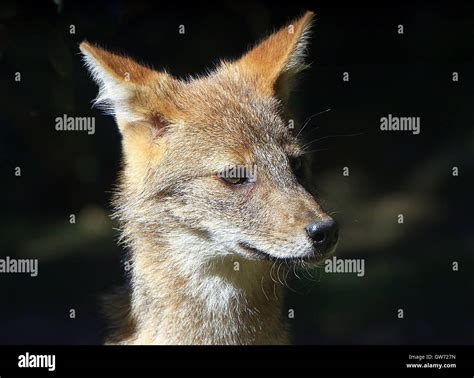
[290,157,303,173]
[217,165,255,186]
[220,176,248,185]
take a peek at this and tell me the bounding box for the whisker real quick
[300,147,331,155]
[296,108,332,138]
[260,275,269,301]
[302,131,365,150]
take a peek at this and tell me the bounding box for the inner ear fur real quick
[234,11,315,100]
[80,41,182,129]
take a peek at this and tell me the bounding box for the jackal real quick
[80,11,338,345]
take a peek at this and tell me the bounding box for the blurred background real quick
[0,0,473,344]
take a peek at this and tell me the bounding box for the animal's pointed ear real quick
[80,41,181,131]
[235,11,314,100]
[80,42,184,183]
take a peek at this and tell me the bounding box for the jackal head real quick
[81,11,338,270]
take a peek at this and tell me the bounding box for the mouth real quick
[237,241,323,264]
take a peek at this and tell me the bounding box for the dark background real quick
[0,0,473,344]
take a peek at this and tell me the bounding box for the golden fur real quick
[81,11,335,345]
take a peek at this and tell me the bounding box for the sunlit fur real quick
[81,11,334,345]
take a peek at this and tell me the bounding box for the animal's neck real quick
[126,237,289,345]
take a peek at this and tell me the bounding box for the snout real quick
[305,218,339,254]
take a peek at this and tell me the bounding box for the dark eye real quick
[290,157,303,174]
[217,165,255,186]
[220,176,248,185]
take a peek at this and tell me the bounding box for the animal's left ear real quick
[235,11,314,101]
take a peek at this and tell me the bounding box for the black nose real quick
[305,218,339,249]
